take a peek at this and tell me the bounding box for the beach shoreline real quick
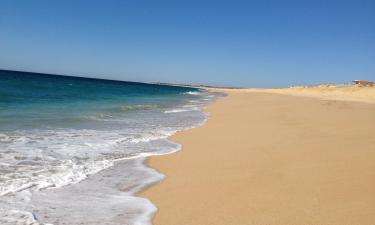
[141,87,375,225]
[0,71,217,225]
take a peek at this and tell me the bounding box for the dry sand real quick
[141,88,375,225]
[232,85,375,104]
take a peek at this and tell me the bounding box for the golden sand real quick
[141,88,375,225]
[236,85,375,104]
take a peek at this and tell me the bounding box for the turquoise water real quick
[0,70,199,130]
[0,70,217,225]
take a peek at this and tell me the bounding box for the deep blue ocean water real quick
[0,70,218,225]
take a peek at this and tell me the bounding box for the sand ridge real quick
[212,85,375,104]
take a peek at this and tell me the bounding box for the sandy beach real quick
[142,88,375,225]
[241,85,375,104]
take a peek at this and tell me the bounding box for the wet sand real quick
[141,89,375,225]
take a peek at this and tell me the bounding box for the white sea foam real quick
[184,91,201,95]
[164,103,201,114]
[0,210,41,225]
[164,108,197,113]
[0,90,221,225]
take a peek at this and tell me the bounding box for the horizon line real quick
[0,68,205,89]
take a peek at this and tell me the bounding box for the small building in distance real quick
[352,80,374,87]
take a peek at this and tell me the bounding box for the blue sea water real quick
[0,70,219,225]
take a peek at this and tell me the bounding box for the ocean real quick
[0,70,219,225]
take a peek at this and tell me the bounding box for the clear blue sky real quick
[0,0,374,87]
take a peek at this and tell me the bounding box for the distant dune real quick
[210,84,375,104]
